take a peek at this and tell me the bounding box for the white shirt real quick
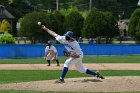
[55,35,83,55]
[45,45,57,55]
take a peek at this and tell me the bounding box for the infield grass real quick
[0,55,139,93]
[0,55,140,64]
[0,90,139,93]
[0,70,139,84]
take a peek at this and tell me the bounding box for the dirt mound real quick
[0,76,140,92]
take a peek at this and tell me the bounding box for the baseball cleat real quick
[96,71,105,79]
[55,79,65,83]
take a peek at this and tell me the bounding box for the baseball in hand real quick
[38,22,41,26]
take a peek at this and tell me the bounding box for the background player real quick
[38,22,104,83]
[44,41,60,66]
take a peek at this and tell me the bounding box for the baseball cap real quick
[64,31,73,38]
[47,41,52,45]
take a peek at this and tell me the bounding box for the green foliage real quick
[102,12,119,43]
[80,11,89,19]
[136,22,140,39]
[60,7,79,17]
[59,9,68,17]
[20,11,49,43]
[0,19,12,32]
[0,33,16,44]
[8,0,13,4]
[82,8,118,43]
[20,11,65,43]
[7,0,34,19]
[82,8,97,38]
[0,0,9,6]
[49,11,65,35]
[2,0,137,20]
[128,8,140,40]
[93,0,138,19]
[82,8,107,38]
[63,7,84,38]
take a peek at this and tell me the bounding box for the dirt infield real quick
[0,76,140,92]
[0,63,140,92]
[0,63,140,70]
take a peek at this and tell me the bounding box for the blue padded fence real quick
[0,44,140,58]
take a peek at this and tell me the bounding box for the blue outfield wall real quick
[0,44,140,58]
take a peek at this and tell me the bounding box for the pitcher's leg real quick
[75,59,104,79]
[60,67,68,80]
[75,61,96,75]
[55,66,68,83]
[86,69,97,75]
[56,57,77,83]
[75,61,87,73]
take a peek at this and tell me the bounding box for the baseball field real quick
[0,55,140,93]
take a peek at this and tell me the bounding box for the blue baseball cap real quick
[47,41,52,45]
[64,31,73,38]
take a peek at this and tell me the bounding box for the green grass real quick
[112,40,137,44]
[0,55,140,64]
[83,55,140,63]
[0,70,139,84]
[0,90,139,93]
[0,57,66,64]
[0,55,139,93]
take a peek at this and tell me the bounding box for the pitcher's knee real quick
[77,68,87,73]
[64,62,71,68]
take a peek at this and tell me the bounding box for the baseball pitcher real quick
[38,22,104,83]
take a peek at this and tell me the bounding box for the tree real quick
[82,8,119,43]
[1,0,137,21]
[136,22,140,39]
[7,0,34,19]
[20,12,49,43]
[128,8,140,40]
[0,33,16,44]
[0,0,9,6]
[63,7,84,38]
[0,19,12,33]
[82,8,101,39]
[20,11,65,43]
[102,12,119,43]
[52,11,65,35]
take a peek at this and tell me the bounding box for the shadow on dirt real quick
[81,79,102,83]
[73,79,102,83]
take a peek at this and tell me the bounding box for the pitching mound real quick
[0,76,140,92]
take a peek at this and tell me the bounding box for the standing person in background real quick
[44,41,60,66]
[78,37,83,44]
[88,38,93,44]
[38,22,104,83]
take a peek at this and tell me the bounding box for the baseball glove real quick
[63,51,80,58]
[63,51,71,57]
